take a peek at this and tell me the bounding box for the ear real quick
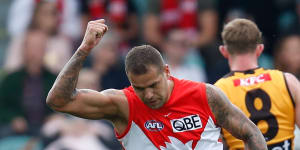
[219,45,229,59]
[255,44,264,57]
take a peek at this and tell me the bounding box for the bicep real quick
[206,84,258,140]
[54,89,121,120]
[284,73,300,127]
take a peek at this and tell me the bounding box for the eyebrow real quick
[133,81,159,89]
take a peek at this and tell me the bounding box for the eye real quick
[152,81,161,88]
[150,83,157,88]
[134,87,144,91]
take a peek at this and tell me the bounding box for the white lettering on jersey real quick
[233,73,271,86]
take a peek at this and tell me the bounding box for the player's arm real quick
[206,84,267,150]
[284,73,300,127]
[46,19,125,120]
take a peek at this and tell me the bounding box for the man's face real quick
[127,65,170,109]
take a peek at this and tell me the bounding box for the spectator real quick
[274,34,300,79]
[7,0,81,40]
[42,114,116,150]
[144,0,218,48]
[0,29,56,137]
[91,31,130,90]
[79,0,140,56]
[144,0,227,83]
[77,68,100,90]
[4,0,73,74]
[218,0,299,54]
[162,29,206,82]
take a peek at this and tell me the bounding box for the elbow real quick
[46,95,55,109]
[46,90,54,107]
[46,91,65,111]
[46,92,58,110]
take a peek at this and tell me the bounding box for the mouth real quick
[148,99,159,106]
[142,97,162,108]
[149,100,156,104]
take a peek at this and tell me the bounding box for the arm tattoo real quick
[49,50,89,105]
[206,84,267,150]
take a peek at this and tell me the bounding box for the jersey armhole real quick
[115,88,134,139]
[283,72,295,107]
[202,83,218,125]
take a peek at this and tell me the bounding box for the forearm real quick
[47,49,89,108]
[206,84,267,150]
[222,114,267,150]
[224,108,267,150]
[243,123,267,150]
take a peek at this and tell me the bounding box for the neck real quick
[26,64,42,76]
[228,53,259,71]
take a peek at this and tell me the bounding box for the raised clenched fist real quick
[79,19,108,52]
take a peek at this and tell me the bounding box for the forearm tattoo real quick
[206,84,267,150]
[50,50,89,104]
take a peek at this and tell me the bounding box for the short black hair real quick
[125,45,164,75]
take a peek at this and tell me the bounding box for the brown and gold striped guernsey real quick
[215,68,295,150]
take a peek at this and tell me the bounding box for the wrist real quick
[78,44,94,52]
[76,48,90,58]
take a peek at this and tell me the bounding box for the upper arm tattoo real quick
[206,84,246,136]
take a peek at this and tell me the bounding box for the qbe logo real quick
[171,115,202,133]
[145,120,164,131]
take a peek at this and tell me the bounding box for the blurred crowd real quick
[0,0,300,149]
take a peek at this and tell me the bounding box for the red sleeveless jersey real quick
[117,77,222,150]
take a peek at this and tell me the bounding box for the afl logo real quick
[145,120,164,131]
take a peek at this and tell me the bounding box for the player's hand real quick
[79,19,108,52]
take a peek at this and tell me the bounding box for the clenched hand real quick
[79,19,108,52]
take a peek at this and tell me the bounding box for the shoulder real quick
[215,71,236,84]
[205,83,230,108]
[176,77,204,86]
[204,84,235,124]
[259,68,283,78]
[175,78,206,94]
[283,72,298,90]
[214,78,225,87]
[1,69,25,83]
[102,89,129,119]
[205,84,224,99]
[284,72,298,81]
[214,75,232,90]
[102,88,131,108]
[283,72,300,102]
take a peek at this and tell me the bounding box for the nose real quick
[144,88,154,100]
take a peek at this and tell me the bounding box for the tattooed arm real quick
[46,19,128,121]
[206,84,267,150]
